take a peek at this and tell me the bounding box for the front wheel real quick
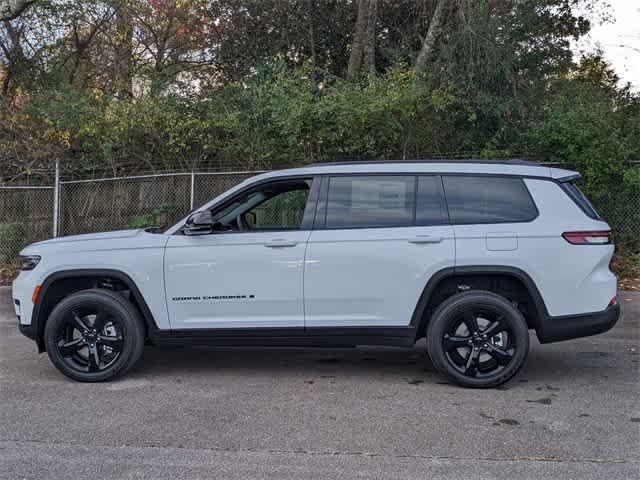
[426,291,529,388]
[44,289,145,382]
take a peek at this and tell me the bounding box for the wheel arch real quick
[411,266,549,339]
[32,269,158,352]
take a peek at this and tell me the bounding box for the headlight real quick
[19,255,41,271]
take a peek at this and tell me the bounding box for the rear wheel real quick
[44,289,145,382]
[426,291,529,388]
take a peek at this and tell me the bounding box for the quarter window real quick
[442,176,537,224]
[325,176,415,228]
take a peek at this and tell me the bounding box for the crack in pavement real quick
[1,439,636,465]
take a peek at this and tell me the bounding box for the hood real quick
[30,229,145,246]
[20,229,171,256]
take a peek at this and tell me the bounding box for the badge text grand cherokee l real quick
[12,160,620,387]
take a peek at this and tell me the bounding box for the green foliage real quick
[1,0,638,266]
[0,223,26,264]
[128,203,178,229]
[525,75,640,251]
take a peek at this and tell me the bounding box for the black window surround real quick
[180,176,319,234]
[177,172,542,234]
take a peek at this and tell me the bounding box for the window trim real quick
[177,175,320,235]
[176,171,547,235]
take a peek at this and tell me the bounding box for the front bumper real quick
[18,321,37,341]
[536,302,620,343]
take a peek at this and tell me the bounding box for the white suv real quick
[12,160,620,387]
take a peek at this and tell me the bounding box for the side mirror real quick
[184,211,213,235]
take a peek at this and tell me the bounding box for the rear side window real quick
[325,176,415,228]
[561,181,601,220]
[442,176,538,224]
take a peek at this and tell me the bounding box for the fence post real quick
[52,159,60,237]
[190,171,195,210]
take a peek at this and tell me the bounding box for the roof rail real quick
[307,158,542,167]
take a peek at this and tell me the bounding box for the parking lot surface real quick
[1,287,638,479]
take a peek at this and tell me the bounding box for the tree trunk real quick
[0,20,25,96]
[306,0,317,66]
[0,0,35,21]
[114,2,133,97]
[363,0,377,75]
[346,0,369,81]
[415,0,445,72]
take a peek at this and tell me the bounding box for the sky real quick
[576,0,640,90]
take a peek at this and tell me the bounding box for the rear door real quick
[303,175,455,328]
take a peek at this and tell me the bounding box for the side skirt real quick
[149,327,417,348]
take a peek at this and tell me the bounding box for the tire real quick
[426,290,529,388]
[44,289,145,382]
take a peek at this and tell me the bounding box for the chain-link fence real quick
[0,171,263,267]
[1,168,639,269]
[59,171,260,236]
[0,187,54,266]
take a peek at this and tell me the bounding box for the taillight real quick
[562,231,611,245]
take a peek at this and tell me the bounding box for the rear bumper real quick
[536,302,620,343]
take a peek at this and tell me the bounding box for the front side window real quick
[210,179,311,231]
[325,176,415,228]
[442,176,538,224]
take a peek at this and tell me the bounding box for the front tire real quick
[44,289,145,382]
[426,291,529,388]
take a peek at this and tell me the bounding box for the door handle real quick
[408,235,443,244]
[264,239,298,248]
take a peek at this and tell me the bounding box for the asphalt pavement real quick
[1,287,638,479]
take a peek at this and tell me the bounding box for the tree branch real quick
[0,0,36,22]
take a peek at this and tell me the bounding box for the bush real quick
[128,204,178,229]
[0,223,27,265]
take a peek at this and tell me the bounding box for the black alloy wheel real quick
[44,289,145,382]
[55,306,124,373]
[426,291,529,388]
[442,307,515,378]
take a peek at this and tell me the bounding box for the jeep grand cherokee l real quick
[12,160,620,387]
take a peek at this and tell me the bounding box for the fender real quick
[409,265,549,335]
[31,268,159,352]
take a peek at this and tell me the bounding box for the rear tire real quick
[44,289,145,382]
[426,291,529,388]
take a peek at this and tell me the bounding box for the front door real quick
[164,177,316,330]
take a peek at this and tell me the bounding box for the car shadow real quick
[122,334,633,388]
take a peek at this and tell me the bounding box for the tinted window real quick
[325,176,415,228]
[417,176,447,225]
[443,176,537,224]
[561,181,600,220]
[248,188,309,229]
[211,179,311,231]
